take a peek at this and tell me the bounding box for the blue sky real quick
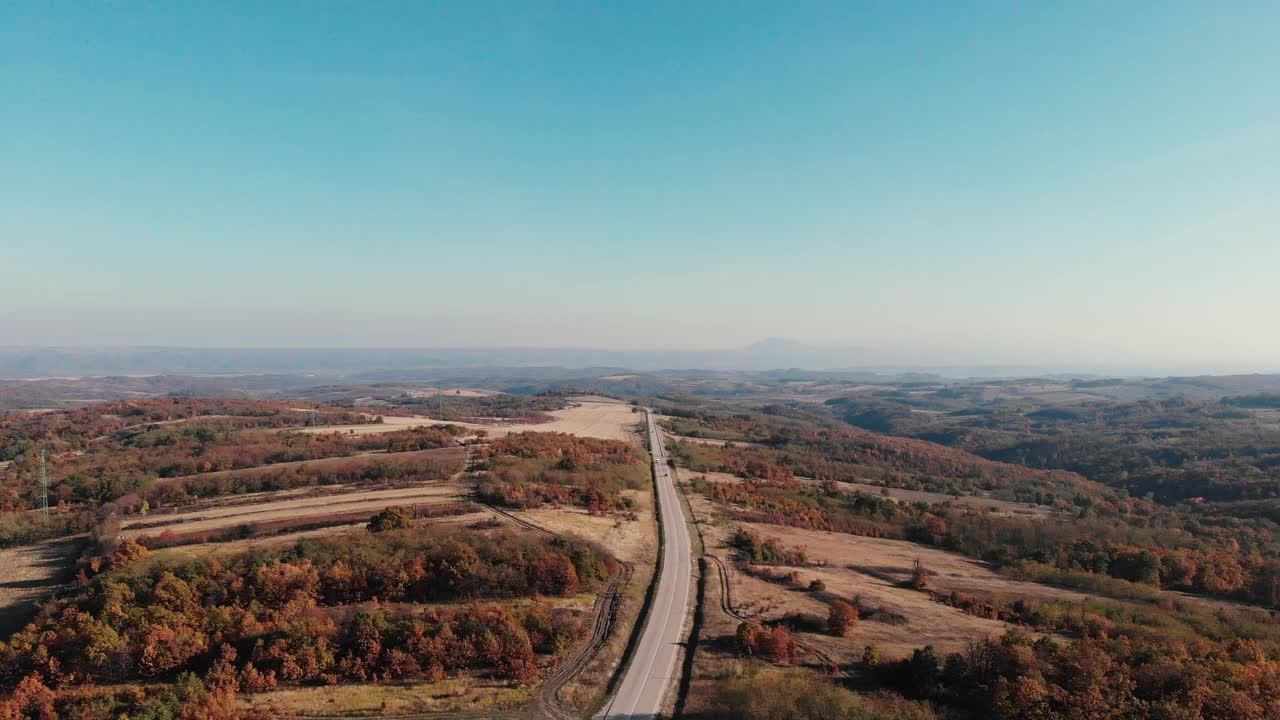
[2,2,1277,368]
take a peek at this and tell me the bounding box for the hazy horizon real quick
[0,341,1275,379]
[3,3,1278,369]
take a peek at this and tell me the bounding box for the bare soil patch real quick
[297,397,642,442]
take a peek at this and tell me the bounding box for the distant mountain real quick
[739,337,870,368]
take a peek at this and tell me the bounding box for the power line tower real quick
[37,449,49,516]
[309,404,319,427]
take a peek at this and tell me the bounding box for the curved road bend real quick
[602,409,694,720]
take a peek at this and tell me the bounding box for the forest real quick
[0,524,613,718]
[827,394,1280,508]
[0,401,469,513]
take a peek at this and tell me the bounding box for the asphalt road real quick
[602,409,694,720]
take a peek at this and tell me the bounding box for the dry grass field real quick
[832,478,1056,517]
[0,536,81,635]
[688,491,1031,660]
[121,482,472,542]
[244,674,535,717]
[297,396,642,441]
[512,488,657,565]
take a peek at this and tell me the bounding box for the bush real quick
[828,599,859,637]
[367,505,414,532]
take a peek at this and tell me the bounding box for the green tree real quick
[367,505,414,533]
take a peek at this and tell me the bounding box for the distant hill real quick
[0,341,877,377]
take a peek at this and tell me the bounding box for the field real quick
[243,673,534,717]
[121,482,472,544]
[686,490,1032,660]
[0,536,81,635]
[513,488,657,565]
[297,396,641,441]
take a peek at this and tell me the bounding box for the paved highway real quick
[602,409,694,720]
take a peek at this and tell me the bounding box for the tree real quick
[735,620,763,656]
[907,645,941,699]
[368,505,414,533]
[109,537,150,570]
[861,644,880,668]
[0,674,56,720]
[910,558,931,590]
[827,599,858,637]
[758,626,800,665]
[808,579,827,593]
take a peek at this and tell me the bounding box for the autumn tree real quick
[827,599,858,637]
[367,505,414,532]
[910,558,930,590]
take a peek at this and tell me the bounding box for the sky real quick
[2,2,1278,370]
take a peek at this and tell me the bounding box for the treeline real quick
[0,422,467,511]
[874,631,1279,720]
[0,526,613,698]
[145,449,463,507]
[828,395,1280,507]
[0,397,373,461]
[474,432,648,514]
[381,391,570,422]
[0,673,272,720]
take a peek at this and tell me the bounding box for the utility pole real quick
[38,449,48,516]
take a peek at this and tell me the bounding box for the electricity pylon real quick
[38,449,48,516]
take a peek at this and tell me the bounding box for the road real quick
[602,409,694,720]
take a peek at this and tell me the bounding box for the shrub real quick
[827,599,859,637]
[367,505,414,532]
